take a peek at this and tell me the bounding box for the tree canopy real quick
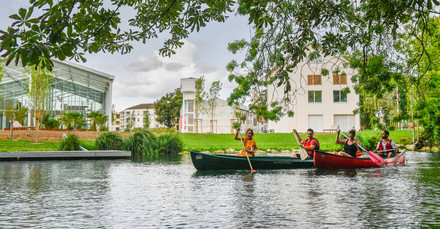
[154,88,182,128]
[1,0,439,121]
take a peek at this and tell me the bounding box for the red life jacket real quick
[379,139,394,156]
[304,138,320,155]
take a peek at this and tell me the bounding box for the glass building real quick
[0,59,114,130]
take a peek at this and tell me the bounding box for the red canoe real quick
[313,150,406,169]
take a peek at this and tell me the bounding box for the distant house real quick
[180,78,258,134]
[112,103,164,131]
[267,54,360,133]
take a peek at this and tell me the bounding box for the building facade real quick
[112,103,165,131]
[267,54,360,133]
[0,59,113,130]
[180,78,258,134]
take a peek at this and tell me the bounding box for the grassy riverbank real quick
[0,130,416,152]
[182,129,415,152]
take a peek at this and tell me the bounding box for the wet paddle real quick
[292,130,309,160]
[339,132,384,166]
[238,129,256,173]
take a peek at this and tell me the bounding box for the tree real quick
[143,110,151,129]
[95,112,109,131]
[125,112,135,131]
[400,16,440,142]
[42,112,59,129]
[195,76,206,133]
[154,88,182,128]
[206,81,222,133]
[60,111,84,131]
[2,0,439,120]
[26,65,53,143]
[87,111,101,131]
[14,106,28,125]
[4,100,18,140]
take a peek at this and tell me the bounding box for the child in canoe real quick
[234,128,258,157]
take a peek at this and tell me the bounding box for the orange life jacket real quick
[304,138,320,155]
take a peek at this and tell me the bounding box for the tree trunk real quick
[35,118,39,143]
[9,120,14,140]
[211,119,214,134]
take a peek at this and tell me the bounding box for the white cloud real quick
[126,55,163,72]
[114,40,224,101]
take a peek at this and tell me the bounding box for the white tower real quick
[180,77,197,133]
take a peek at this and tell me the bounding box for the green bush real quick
[388,125,396,131]
[155,133,184,155]
[59,134,81,151]
[124,130,183,161]
[357,134,381,151]
[95,132,124,150]
[81,140,97,150]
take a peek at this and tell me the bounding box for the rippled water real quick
[0,151,439,228]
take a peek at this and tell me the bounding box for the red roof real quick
[126,103,154,110]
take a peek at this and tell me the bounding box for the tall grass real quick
[59,134,80,151]
[124,130,183,162]
[95,132,124,150]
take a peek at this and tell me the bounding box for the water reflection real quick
[0,152,439,228]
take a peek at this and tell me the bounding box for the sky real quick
[0,0,251,112]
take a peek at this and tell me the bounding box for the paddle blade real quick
[251,169,256,173]
[367,151,384,166]
[299,148,309,160]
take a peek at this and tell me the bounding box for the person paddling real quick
[234,128,258,157]
[334,129,361,157]
[293,128,320,158]
[374,130,398,158]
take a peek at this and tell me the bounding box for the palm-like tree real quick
[87,111,100,131]
[60,111,84,131]
[95,113,109,131]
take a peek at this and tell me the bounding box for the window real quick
[307,75,322,85]
[333,74,347,84]
[188,114,194,125]
[333,90,347,102]
[308,91,322,103]
[186,100,194,112]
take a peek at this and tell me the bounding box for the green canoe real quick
[190,150,315,171]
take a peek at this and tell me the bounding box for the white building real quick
[180,78,258,134]
[113,103,164,131]
[267,54,360,133]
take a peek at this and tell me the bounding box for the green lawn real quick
[180,129,415,152]
[0,130,415,152]
[0,140,59,152]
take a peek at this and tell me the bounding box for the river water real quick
[0,151,439,228]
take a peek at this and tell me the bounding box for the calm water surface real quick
[0,151,439,228]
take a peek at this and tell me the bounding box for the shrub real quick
[124,130,183,161]
[357,135,381,151]
[388,125,396,131]
[155,133,184,155]
[95,132,124,150]
[59,134,81,151]
[124,130,156,161]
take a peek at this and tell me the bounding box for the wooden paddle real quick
[238,129,256,173]
[292,130,309,160]
[339,131,384,166]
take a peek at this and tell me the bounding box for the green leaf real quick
[18,8,26,19]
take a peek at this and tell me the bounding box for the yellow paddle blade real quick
[299,148,309,160]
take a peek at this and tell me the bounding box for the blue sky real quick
[0,0,251,111]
